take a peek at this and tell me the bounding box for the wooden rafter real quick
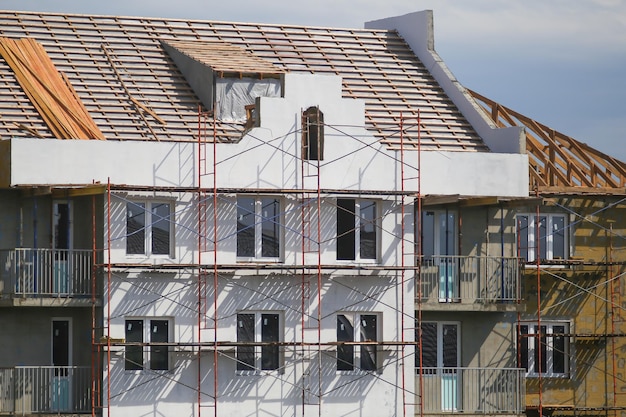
[469,89,626,191]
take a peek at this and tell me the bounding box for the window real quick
[125,319,170,371]
[302,106,324,161]
[415,321,459,372]
[336,199,377,261]
[236,312,281,373]
[336,313,379,372]
[126,201,172,256]
[517,214,567,262]
[519,322,569,377]
[237,197,281,260]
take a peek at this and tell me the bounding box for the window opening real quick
[236,312,281,372]
[336,313,379,372]
[420,210,458,301]
[336,199,377,261]
[302,106,324,161]
[126,201,172,256]
[519,322,569,377]
[237,197,281,259]
[125,319,170,371]
[517,214,567,262]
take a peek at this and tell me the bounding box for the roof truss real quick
[469,89,626,191]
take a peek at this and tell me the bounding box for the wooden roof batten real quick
[469,89,626,192]
[0,11,488,151]
[161,39,284,79]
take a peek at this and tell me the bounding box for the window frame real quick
[236,311,283,375]
[519,321,570,378]
[336,198,379,262]
[336,312,381,373]
[516,213,568,263]
[124,318,172,371]
[415,320,460,373]
[126,200,174,258]
[236,196,282,262]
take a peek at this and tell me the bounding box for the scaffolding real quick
[92,107,419,417]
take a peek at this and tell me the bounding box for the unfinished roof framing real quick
[470,89,626,192]
[0,11,486,151]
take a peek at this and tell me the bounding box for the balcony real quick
[0,249,95,306]
[416,367,526,415]
[0,366,92,415]
[416,256,522,310]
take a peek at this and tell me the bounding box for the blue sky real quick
[2,0,625,161]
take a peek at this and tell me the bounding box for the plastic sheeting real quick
[215,77,281,122]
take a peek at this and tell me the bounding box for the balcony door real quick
[52,201,72,294]
[52,318,72,411]
[422,210,458,301]
[418,321,460,411]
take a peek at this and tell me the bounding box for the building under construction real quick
[0,8,624,417]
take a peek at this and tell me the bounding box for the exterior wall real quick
[419,311,517,369]
[104,272,412,417]
[5,74,529,199]
[518,196,626,413]
[0,307,93,367]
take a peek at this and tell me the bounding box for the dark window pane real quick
[553,325,566,374]
[127,203,145,255]
[534,325,547,373]
[359,201,377,260]
[552,216,565,259]
[237,198,255,257]
[418,322,437,372]
[337,199,355,260]
[150,320,169,370]
[125,320,143,370]
[261,198,280,258]
[442,324,458,368]
[337,314,354,371]
[421,212,435,259]
[440,212,455,256]
[152,203,170,255]
[520,325,528,371]
[538,216,547,261]
[52,320,69,367]
[303,107,324,161]
[360,315,377,371]
[53,203,71,250]
[237,314,255,371]
[517,216,529,261]
[261,314,279,370]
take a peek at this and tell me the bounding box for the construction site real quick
[0,8,625,417]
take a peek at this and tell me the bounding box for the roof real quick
[470,89,626,192]
[0,10,487,151]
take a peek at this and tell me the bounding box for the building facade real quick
[7,8,608,417]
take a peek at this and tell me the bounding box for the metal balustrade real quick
[0,248,93,297]
[0,366,91,415]
[415,367,526,414]
[417,256,521,304]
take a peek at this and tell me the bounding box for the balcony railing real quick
[417,256,521,304]
[415,367,526,414]
[0,366,91,415]
[0,248,93,297]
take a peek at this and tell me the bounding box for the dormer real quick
[161,40,283,123]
